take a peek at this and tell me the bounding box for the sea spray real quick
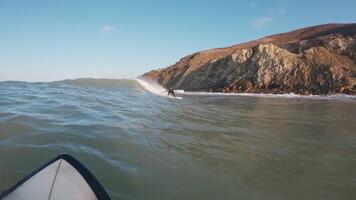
[135,78,168,97]
[135,77,184,98]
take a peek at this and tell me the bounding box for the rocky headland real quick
[142,23,356,95]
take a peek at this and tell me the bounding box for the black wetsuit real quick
[168,89,175,97]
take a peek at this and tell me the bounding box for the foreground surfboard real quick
[0,154,111,200]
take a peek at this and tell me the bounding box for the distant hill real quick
[142,23,356,95]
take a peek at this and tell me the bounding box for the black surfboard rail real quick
[0,154,111,200]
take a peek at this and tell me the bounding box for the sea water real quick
[0,79,356,200]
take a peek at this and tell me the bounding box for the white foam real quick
[182,91,356,100]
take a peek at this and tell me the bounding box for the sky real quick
[0,0,355,82]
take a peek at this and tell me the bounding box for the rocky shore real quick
[142,23,356,95]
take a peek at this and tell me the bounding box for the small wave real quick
[53,78,138,88]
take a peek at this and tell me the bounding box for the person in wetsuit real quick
[167,87,175,97]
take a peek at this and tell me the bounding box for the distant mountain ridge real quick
[142,23,356,95]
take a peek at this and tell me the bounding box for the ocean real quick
[0,78,356,200]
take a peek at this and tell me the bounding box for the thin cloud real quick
[249,2,256,8]
[278,8,287,15]
[267,8,287,16]
[251,17,273,29]
[100,25,115,33]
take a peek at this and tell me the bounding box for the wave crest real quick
[135,77,169,97]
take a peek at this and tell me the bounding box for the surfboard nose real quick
[0,154,111,200]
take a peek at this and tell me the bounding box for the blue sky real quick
[0,0,355,81]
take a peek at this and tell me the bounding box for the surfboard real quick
[0,154,111,200]
[168,96,183,99]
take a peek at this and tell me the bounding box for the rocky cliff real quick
[142,23,356,95]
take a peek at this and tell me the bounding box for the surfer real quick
[166,88,176,97]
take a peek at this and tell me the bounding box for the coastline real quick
[142,23,356,96]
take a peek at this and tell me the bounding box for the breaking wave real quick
[134,78,356,100]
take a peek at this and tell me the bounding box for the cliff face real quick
[142,23,356,95]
